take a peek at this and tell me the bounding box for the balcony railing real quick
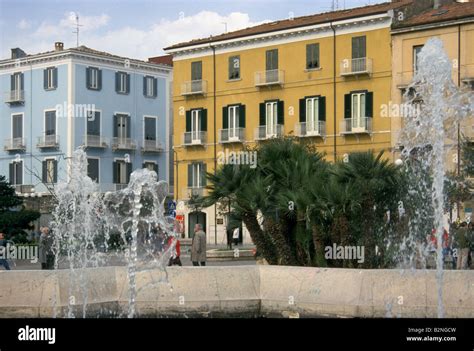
[255,69,284,87]
[83,135,108,148]
[295,122,326,137]
[340,58,373,77]
[4,90,24,104]
[4,137,26,151]
[37,134,59,149]
[142,139,164,153]
[340,117,373,135]
[111,138,136,151]
[181,80,207,96]
[183,131,207,146]
[219,128,245,143]
[184,187,204,199]
[254,125,284,140]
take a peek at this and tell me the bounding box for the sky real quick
[0,0,386,60]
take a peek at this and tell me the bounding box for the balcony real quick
[254,125,284,141]
[4,90,24,104]
[13,184,34,195]
[340,117,372,135]
[184,187,204,199]
[340,58,373,77]
[4,138,26,151]
[295,122,325,138]
[181,80,207,96]
[254,69,284,87]
[219,128,245,143]
[111,138,136,151]
[142,140,164,153]
[183,131,207,146]
[37,135,59,149]
[83,135,108,149]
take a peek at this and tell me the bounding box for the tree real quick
[0,175,40,242]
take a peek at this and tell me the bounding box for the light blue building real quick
[0,42,172,199]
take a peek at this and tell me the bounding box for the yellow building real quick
[164,1,423,243]
[391,0,474,219]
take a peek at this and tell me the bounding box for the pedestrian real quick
[39,227,55,270]
[191,223,207,266]
[454,222,470,270]
[0,232,11,270]
[232,226,240,246]
[166,236,182,266]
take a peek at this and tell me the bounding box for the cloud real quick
[17,19,32,30]
[3,11,268,60]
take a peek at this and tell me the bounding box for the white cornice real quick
[166,13,391,60]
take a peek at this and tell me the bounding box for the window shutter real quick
[42,161,47,183]
[53,67,58,88]
[201,109,207,132]
[113,161,118,184]
[97,69,102,90]
[186,111,191,132]
[319,97,326,122]
[344,94,352,119]
[17,162,22,185]
[365,92,373,118]
[44,69,48,89]
[143,76,147,96]
[153,78,158,98]
[259,103,266,126]
[201,163,207,187]
[126,162,132,184]
[10,74,15,91]
[115,72,120,92]
[222,106,228,129]
[9,163,14,184]
[299,98,306,123]
[113,115,118,138]
[187,164,193,187]
[126,116,131,138]
[277,100,284,125]
[20,73,24,90]
[239,104,246,128]
[228,57,233,79]
[126,74,130,94]
[53,160,58,183]
[153,164,159,177]
[86,67,91,89]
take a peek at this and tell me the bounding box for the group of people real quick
[427,221,474,270]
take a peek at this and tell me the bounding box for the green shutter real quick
[201,109,207,132]
[53,67,58,88]
[113,115,118,138]
[201,163,207,187]
[9,163,14,184]
[42,161,47,183]
[344,94,352,119]
[239,104,246,128]
[187,164,193,187]
[277,100,284,125]
[365,92,373,118]
[53,160,58,183]
[86,67,91,89]
[153,77,158,98]
[299,98,306,123]
[113,162,118,184]
[43,69,48,90]
[126,116,131,138]
[222,106,228,129]
[97,69,102,90]
[143,76,147,96]
[126,73,130,94]
[115,72,120,92]
[319,97,326,122]
[259,103,266,126]
[186,111,191,132]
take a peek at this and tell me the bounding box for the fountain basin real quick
[0,266,472,318]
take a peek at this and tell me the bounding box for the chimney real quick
[54,42,64,52]
[11,48,26,59]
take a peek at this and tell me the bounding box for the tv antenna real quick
[70,12,83,47]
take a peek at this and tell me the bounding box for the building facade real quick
[165,2,417,244]
[0,43,172,220]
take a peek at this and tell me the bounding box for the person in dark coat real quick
[39,227,55,270]
[191,224,207,266]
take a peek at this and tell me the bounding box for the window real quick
[143,161,158,177]
[306,97,319,132]
[42,158,57,184]
[114,114,130,140]
[259,101,283,138]
[352,36,367,59]
[344,91,373,131]
[10,72,23,100]
[144,117,157,141]
[188,162,206,188]
[191,110,202,141]
[228,106,239,138]
[45,111,56,136]
[306,44,320,69]
[266,102,278,136]
[113,160,132,185]
[191,61,202,81]
[86,67,101,90]
[228,56,240,80]
[87,158,99,182]
[115,72,129,94]
[87,111,101,136]
[9,161,23,185]
[266,49,278,71]
[185,109,207,143]
[12,114,23,140]
[413,45,424,73]
[143,76,157,97]
[44,67,57,90]
[299,97,326,135]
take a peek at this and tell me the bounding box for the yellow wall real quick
[173,26,395,200]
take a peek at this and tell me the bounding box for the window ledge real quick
[44,87,57,91]
[227,78,242,82]
[305,67,322,73]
